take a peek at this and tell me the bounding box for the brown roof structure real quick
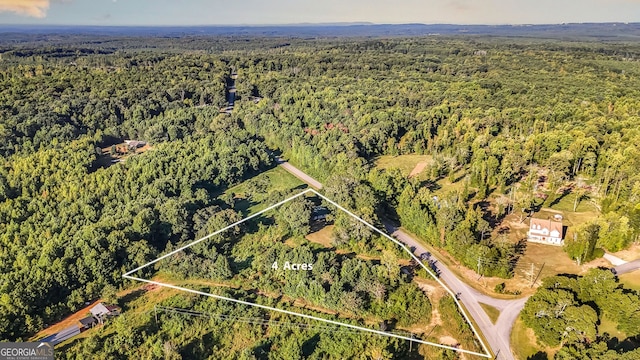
[529,218,563,237]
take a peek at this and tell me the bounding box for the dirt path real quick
[409,161,428,178]
[416,279,446,328]
[31,301,100,340]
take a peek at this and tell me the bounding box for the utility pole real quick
[409,332,413,352]
[522,262,535,284]
[154,305,158,324]
[531,262,545,288]
[529,263,536,286]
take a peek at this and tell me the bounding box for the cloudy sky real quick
[1,0,639,25]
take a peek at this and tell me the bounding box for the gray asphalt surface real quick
[383,222,528,360]
[614,259,640,275]
[275,157,323,190]
[277,160,530,359]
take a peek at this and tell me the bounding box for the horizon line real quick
[0,21,638,28]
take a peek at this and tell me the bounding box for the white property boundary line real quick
[122,188,492,358]
[313,190,492,358]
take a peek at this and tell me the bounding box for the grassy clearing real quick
[518,242,582,279]
[223,166,305,215]
[599,316,627,339]
[511,317,546,360]
[373,154,432,176]
[479,303,500,324]
[619,270,640,291]
[305,225,335,248]
[431,169,467,196]
[612,243,640,262]
[545,192,599,213]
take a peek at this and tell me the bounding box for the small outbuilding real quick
[90,302,121,324]
[124,140,146,150]
[78,316,98,330]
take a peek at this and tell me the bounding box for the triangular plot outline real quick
[123,188,492,358]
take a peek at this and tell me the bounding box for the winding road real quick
[384,222,528,360]
[276,159,529,359]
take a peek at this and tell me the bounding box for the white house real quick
[528,217,564,246]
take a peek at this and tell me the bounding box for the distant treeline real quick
[1,36,639,359]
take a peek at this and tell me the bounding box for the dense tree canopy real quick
[522,269,640,358]
[1,34,639,359]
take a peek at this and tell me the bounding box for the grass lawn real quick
[619,270,640,291]
[517,242,582,280]
[479,302,500,324]
[612,243,640,262]
[544,192,599,213]
[431,168,467,197]
[511,317,546,360]
[305,225,335,248]
[223,166,305,215]
[373,154,432,176]
[599,316,627,340]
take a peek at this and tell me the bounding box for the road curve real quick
[384,222,526,360]
[277,159,529,359]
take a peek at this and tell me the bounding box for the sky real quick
[0,0,640,26]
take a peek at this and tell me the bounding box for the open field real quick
[305,224,334,247]
[600,317,627,340]
[511,317,545,360]
[431,168,468,196]
[519,242,578,278]
[373,154,432,176]
[619,270,640,291]
[543,192,600,213]
[612,243,640,262]
[222,166,305,214]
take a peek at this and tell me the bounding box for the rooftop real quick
[529,217,563,235]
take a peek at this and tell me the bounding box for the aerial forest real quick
[1,34,639,358]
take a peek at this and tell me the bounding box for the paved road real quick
[277,160,529,359]
[275,157,323,190]
[614,259,640,275]
[383,222,527,360]
[604,253,627,266]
